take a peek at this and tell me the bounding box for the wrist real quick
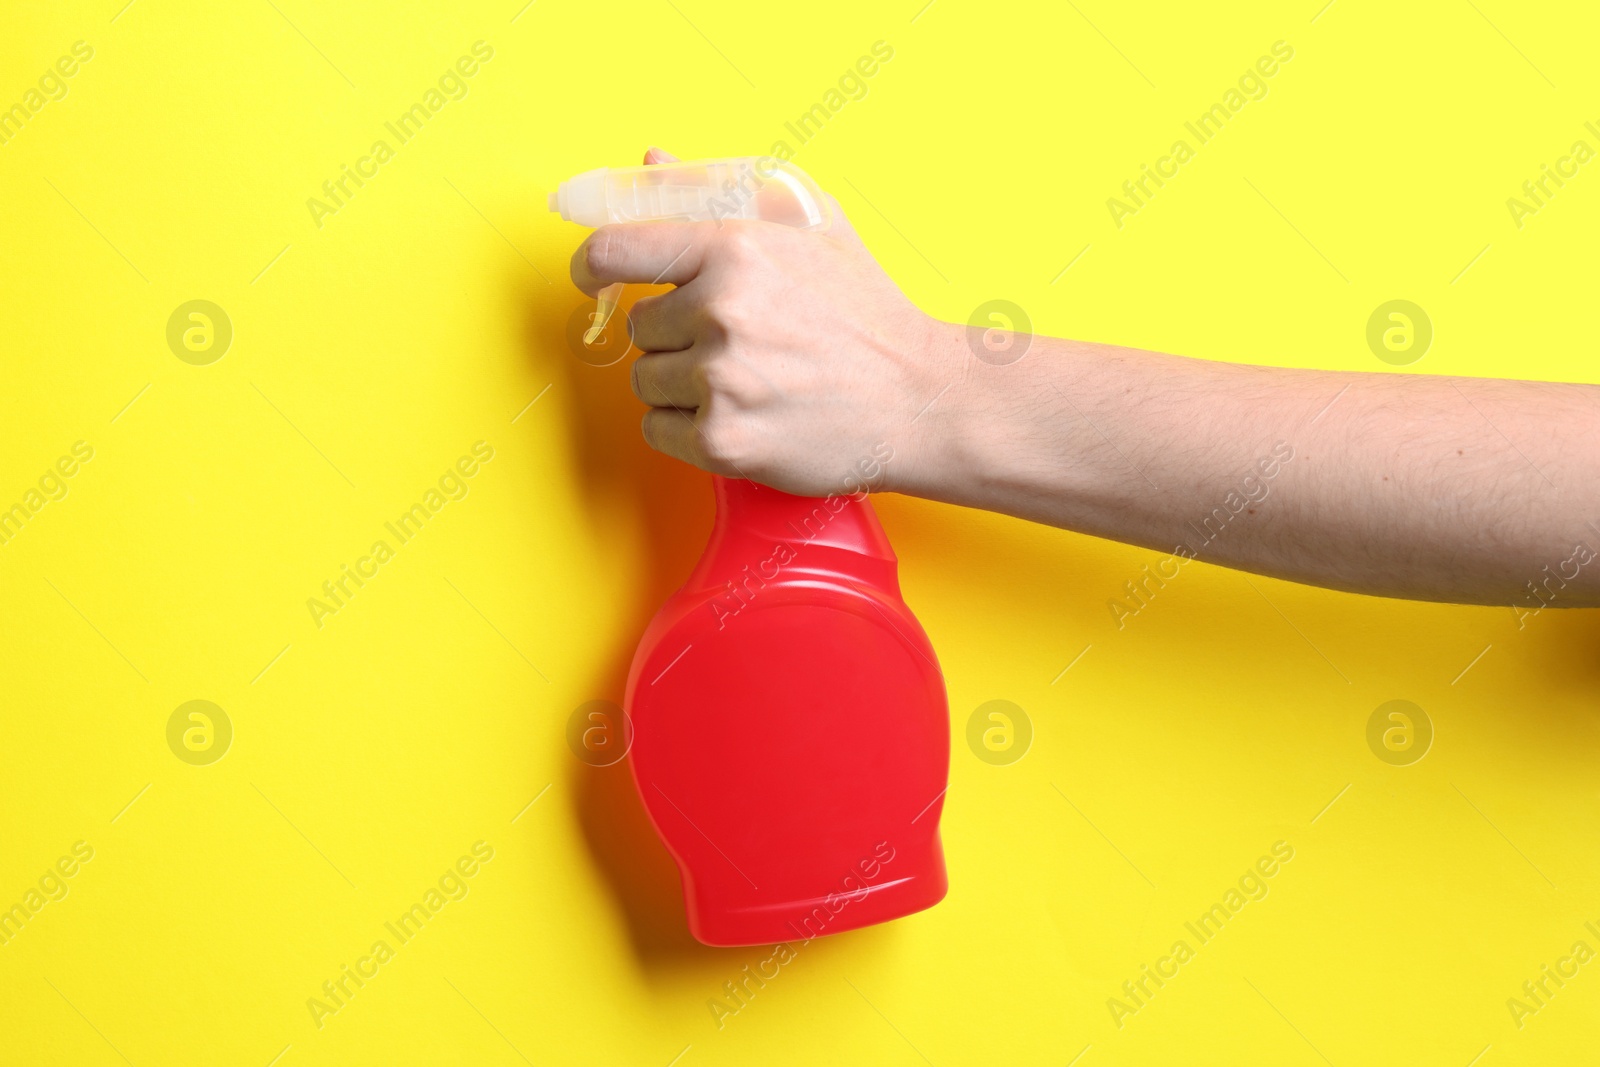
[885,320,1113,525]
[883,317,980,501]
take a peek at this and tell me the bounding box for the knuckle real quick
[702,291,757,340]
[696,423,732,466]
[697,414,753,471]
[716,223,767,267]
[698,357,760,407]
[698,346,781,408]
[630,293,659,326]
[629,295,670,348]
[696,357,731,397]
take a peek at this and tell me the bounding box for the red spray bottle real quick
[551,157,949,946]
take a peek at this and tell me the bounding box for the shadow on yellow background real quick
[515,283,695,963]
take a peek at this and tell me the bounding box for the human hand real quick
[568,148,960,498]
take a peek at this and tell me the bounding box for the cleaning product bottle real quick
[550,157,949,947]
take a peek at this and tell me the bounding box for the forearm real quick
[902,323,1600,607]
[571,206,1598,609]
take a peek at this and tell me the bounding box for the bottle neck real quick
[686,476,898,591]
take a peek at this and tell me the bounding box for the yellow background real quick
[3,0,1598,1063]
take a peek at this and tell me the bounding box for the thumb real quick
[644,146,680,165]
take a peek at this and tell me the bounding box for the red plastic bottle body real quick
[624,476,950,946]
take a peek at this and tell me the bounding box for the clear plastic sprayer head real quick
[549,157,833,344]
[548,157,832,231]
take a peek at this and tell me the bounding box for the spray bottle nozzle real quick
[550,157,832,348]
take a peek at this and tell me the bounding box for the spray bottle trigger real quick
[586,282,624,346]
